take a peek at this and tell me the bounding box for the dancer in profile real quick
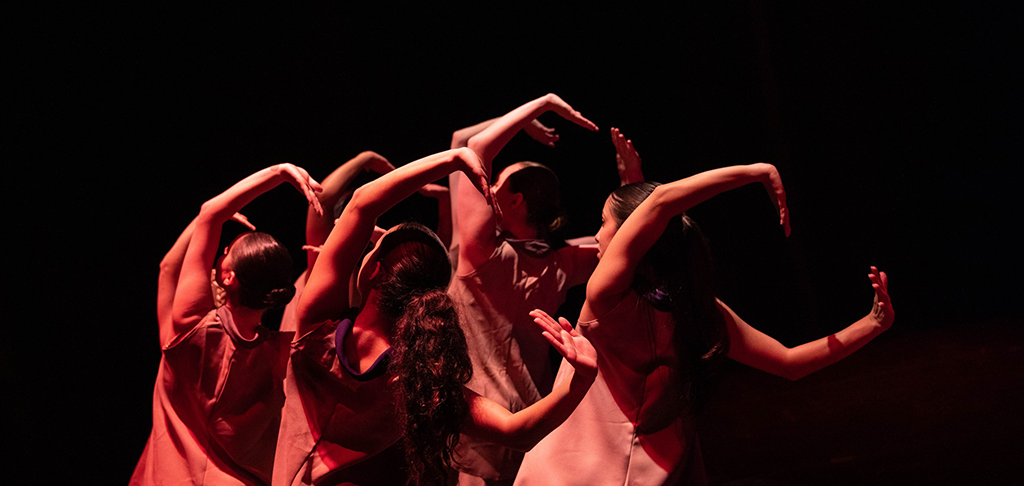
[273,147,598,486]
[448,94,642,485]
[514,162,894,485]
[131,164,324,485]
[280,150,449,332]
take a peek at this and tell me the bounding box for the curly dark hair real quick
[374,225,472,485]
[607,182,729,415]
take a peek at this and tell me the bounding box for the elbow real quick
[196,200,225,224]
[346,185,376,217]
[777,354,811,381]
[451,129,471,149]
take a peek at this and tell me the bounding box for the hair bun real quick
[263,285,296,310]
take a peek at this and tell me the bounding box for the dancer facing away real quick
[514,162,894,485]
[131,164,324,486]
[272,147,598,486]
[280,150,450,333]
[448,94,637,485]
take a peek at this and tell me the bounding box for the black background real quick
[8,2,1022,484]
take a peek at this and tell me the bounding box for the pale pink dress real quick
[449,238,580,482]
[130,306,293,486]
[513,292,706,486]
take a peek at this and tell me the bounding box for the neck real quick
[502,219,540,240]
[346,291,394,373]
[225,299,263,340]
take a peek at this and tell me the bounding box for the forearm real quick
[198,165,286,224]
[781,314,887,380]
[435,192,453,248]
[467,95,553,165]
[467,371,594,452]
[306,152,381,265]
[648,164,768,217]
[347,150,462,220]
[451,117,499,149]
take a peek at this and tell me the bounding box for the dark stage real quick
[8,2,1022,484]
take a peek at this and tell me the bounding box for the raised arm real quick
[170,164,322,336]
[460,310,597,451]
[448,113,563,256]
[586,163,789,317]
[296,148,490,333]
[157,214,255,346]
[305,151,394,272]
[457,94,598,271]
[723,267,894,380]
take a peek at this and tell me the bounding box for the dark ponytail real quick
[229,232,296,310]
[608,183,729,414]
[372,224,472,485]
[390,290,472,485]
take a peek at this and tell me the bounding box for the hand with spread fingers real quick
[530,309,598,379]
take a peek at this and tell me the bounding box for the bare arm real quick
[724,267,893,380]
[586,163,789,318]
[157,217,198,346]
[296,148,490,334]
[448,113,563,257]
[171,164,323,336]
[460,311,597,451]
[305,151,394,272]
[458,94,598,272]
[157,214,255,346]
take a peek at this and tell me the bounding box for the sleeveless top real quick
[272,311,406,486]
[514,292,706,486]
[130,306,293,486]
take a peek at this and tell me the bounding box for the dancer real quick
[273,147,598,486]
[449,94,637,485]
[515,163,894,485]
[280,151,449,332]
[131,164,324,486]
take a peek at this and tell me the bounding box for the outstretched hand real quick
[868,266,894,330]
[757,163,790,236]
[543,93,599,132]
[530,309,598,379]
[278,163,325,216]
[524,119,559,147]
[611,127,643,185]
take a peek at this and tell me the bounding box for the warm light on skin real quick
[594,197,620,260]
[490,163,528,224]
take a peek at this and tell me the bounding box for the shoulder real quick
[162,307,222,351]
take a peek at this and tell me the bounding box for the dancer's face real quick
[594,197,620,259]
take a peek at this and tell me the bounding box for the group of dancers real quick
[130,94,894,486]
